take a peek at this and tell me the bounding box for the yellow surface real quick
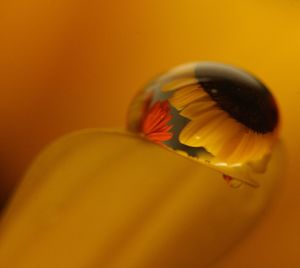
[0,130,284,267]
[0,0,299,267]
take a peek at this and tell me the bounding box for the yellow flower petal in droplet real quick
[174,85,278,164]
[168,84,207,110]
[161,77,199,92]
[0,130,285,268]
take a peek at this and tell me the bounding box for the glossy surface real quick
[128,62,279,186]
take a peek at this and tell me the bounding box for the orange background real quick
[0,0,299,267]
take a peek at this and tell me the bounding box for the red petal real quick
[146,131,173,143]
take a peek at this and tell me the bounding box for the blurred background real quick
[0,0,299,267]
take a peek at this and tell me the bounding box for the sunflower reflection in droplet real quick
[128,62,280,187]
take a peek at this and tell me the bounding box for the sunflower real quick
[163,78,279,164]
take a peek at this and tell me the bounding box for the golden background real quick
[0,0,299,266]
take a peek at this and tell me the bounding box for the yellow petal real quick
[0,130,285,268]
[169,85,207,110]
[179,98,217,119]
[179,109,226,147]
[161,78,199,92]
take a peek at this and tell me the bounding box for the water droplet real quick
[127,62,280,186]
